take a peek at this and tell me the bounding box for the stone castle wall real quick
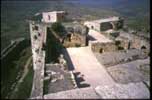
[91,40,130,53]
[29,21,47,98]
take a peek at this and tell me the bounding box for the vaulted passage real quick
[100,22,113,31]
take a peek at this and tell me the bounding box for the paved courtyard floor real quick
[66,46,115,87]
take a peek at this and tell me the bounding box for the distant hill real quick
[1,0,150,50]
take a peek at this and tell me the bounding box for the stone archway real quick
[141,45,146,49]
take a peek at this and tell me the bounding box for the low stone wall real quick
[94,49,148,67]
[119,39,130,50]
[131,35,150,51]
[1,38,30,65]
[1,41,17,56]
[91,42,117,53]
[119,31,150,53]
[91,38,134,54]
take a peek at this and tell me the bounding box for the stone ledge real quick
[43,82,149,99]
[95,82,150,99]
[44,87,101,99]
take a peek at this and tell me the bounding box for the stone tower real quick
[29,21,47,98]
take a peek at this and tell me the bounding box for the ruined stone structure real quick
[91,42,117,53]
[90,30,149,54]
[84,16,126,54]
[62,24,89,47]
[115,37,130,50]
[29,11,79,98]
[85,16,149,54]
[89,30,130,53]
[84,16,123,32]
[117,31,150,53]
[91,39,131,53]
[28,11,149,99]
[130,35,149,51]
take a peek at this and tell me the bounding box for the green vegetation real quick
[51,22,65,37]
[46,28,64,63]
[1,45,32,99]
[10,65,34,99]
[126,17,150,33]
[43,80,50,94]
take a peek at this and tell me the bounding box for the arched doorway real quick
[99,48,103,53]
